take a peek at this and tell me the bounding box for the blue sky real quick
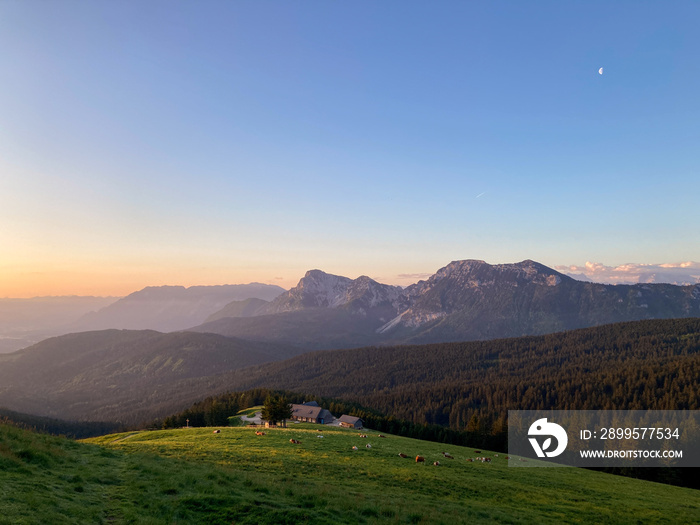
[1,1,698,296]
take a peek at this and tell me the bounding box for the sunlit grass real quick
[1,422,698,524]
[86,424,700,524]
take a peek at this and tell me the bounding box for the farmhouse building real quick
[337,415,363,429]
[291,404,334,424]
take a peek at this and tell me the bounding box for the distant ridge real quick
[72,283,285,332]
[0,329,296,424]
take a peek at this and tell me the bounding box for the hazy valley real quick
[0,283,285,353]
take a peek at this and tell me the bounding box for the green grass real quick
[226,415,246,427]
[228,405,262,426]
[235,405,263,417]
[1,422,698,524]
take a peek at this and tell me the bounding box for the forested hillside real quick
[218,318,700,430]
[0,330,295,424]
[163,318,700,489]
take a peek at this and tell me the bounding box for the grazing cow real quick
[433,461,440,466]
[289,438,301,444]
[442,452,454,459]
[466,458,473,462]
[398,453,408,458]
[415,455,425,463]
[213,430,221,434]
[474,450,481,453]
[366,444,372,449]
[505,456,510,460]
[378,435,386,438]
[255,431,266,436]
[352,446,358,450]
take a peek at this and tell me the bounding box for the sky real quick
[1,1,699,297]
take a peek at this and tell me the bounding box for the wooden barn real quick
[337,415,363,429]
[291,403,334,425]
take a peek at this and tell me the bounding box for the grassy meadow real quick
[227,405,262,427]
[1,422,699,524]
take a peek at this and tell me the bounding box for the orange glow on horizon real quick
[0,267,297,298]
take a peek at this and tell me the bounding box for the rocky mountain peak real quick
[423,259,567,288]
[264,270,403,314]
[345,276,403,309]
[282,270,353,309]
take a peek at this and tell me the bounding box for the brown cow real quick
[255,431,266,436]
[213,430,221,434]
[289,438,301,444]
[442,452,454,459]
[415,455,425,463]
[398,453,408,458]
[433,461,440,466]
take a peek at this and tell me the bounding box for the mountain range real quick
[2,258,700,424]
[191,259,700,348]
[0,283,286,354]
[72,283,285,333]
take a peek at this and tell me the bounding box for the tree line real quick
[156,318,700,488]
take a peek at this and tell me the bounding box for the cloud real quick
[397,273,433,281]
[556,262,700,285]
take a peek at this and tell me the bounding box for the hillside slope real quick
[2,318,698,427]
[195,308,388,350]
[5,423,698,524]
[0,330,295,424]
[212,318,700,428]
[84,425,700,524]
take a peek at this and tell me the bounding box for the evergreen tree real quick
[261,394,293,427]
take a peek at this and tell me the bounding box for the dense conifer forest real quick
[159,318,700,488]
[0,408,121,438]
[218,318,700,425]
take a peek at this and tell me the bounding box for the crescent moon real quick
[598,67,603,75]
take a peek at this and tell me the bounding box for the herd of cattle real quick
[245,428,511,466]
